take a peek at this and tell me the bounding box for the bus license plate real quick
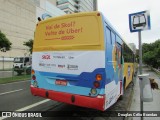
[55,80,67,86]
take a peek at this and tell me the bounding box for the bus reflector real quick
[91,88,97,95]
[97,95,104,98]
[96,74,102,81]
[33,81,38,87]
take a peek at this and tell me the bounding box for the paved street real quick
[0,75,135,120]
[0,81,45,111]
[129,66,160,120]
[1,66,159,120]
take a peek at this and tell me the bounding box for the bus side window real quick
[123,44,127,62]
[116,42,122,65]
[111,32,116,45]
[106,27,112,45]
[123,43,134,63]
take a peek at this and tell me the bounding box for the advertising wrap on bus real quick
[31,12,135,111]
[33,13,104,51]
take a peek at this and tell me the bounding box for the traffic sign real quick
[129,11,151,32]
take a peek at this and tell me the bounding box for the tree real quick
[143,51,155,66]
[142,39,160,68]
[23,39,33,54]
[0,30,12,51]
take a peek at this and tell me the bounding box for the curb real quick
[0,79,30,85]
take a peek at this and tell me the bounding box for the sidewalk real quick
[129,66,160,120]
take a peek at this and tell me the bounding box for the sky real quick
[98,0,160,48]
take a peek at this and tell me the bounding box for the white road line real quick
[16,99,50,111]
[0,89,23,96]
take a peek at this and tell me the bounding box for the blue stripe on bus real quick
[38,68,105,88]
[31,68,105,96]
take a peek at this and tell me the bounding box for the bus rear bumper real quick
[30,86,105,111]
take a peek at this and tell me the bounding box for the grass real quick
[0,75,31,84]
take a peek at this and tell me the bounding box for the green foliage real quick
[0,30,12,50]
[23,39,33,54]
[142,39,160,68]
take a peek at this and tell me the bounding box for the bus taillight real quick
[32,75,36,80]
[96,74,102,81]
[94,81,100,88]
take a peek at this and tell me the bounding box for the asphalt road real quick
[0,81,45,111]
[0,76,135,120]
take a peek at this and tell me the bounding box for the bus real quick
[31,12,135,111]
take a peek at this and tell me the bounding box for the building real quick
[56,0,97,14]
[0,0,97,58]
[35,0,65,22]
[0,0,65,57]
[128,43,137,54]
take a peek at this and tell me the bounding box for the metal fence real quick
[0,56,31,82]
[0,56,14,70]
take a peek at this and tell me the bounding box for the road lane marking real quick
[0,89,23,96]
[16,99,50,111]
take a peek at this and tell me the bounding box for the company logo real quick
[58,65,65,68]
[2,112,42,118]
[2,112,11,118]
[39,63,56,67]
[67,64,78,70]
[53,56,65,59]
[42,55,50,59]
[39,63,45,66]
[68,56,74,59]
